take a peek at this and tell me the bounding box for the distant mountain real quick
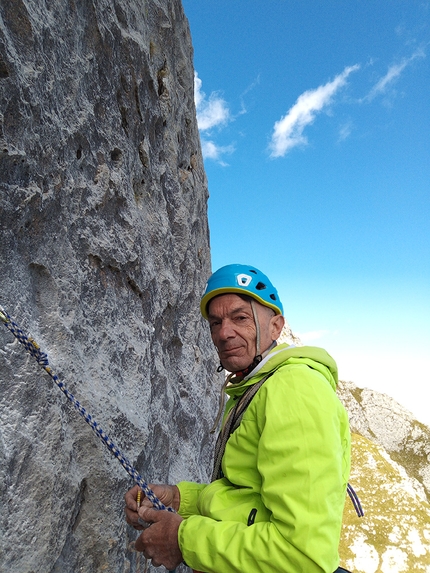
[338,381,430,571]
[277,321,303,346]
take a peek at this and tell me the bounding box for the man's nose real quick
[218,319,236,339]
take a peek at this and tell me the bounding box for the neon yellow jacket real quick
[177,344,351,572]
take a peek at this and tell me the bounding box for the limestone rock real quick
[338,380,430,501]
[0,1,220,572]
[277,322,302,346]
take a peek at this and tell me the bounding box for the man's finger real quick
[137,517,152,528]
[138,506,158,523]
[124,484,141,510]
[140,497,153,509]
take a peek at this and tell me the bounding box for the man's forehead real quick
[207,293,253,317]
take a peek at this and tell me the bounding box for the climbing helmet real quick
[200,264,283,319]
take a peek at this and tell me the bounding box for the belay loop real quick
[0,305,174,514]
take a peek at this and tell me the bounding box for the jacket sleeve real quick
[177,481,207,518]
[177,363,351,572]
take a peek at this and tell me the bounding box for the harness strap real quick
[211,373,273,481]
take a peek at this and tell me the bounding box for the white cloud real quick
[338,121,353,142]
[239,74,260,115]
[363,48,426,102]
[200,140,235,166]
[194,72,230,131]
[269,64,360,158]
[194,72,234,164]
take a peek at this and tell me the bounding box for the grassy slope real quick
[339,433,430,572]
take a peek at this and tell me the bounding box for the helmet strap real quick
[250,299,261,356]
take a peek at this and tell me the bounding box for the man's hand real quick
[136,506,184,570]
[124,484,180,530]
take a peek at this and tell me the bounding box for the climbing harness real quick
[211,372,273,481]
[0,305,174,514]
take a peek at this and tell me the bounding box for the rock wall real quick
[0,1,220,572]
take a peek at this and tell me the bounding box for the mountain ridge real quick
[337,382,430,571]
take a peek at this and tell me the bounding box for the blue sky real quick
[182,1,430,426]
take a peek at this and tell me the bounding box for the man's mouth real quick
[220,346,243,356]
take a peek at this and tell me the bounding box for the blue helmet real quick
[200,264,283,320]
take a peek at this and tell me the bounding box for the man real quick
[125,264,351,572]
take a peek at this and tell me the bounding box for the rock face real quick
[338,381,430,503]
[338,382,430,571]
[0,1,220,572]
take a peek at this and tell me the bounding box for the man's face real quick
[207,293,278,373]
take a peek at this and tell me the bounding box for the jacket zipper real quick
[247,508,257,526]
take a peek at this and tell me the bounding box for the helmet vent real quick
[256,282,266,290]
[270,294,277,300]
[237,273,252,286]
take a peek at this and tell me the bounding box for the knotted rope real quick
[0,305,174,514]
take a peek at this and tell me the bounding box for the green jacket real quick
[177,344,351,572]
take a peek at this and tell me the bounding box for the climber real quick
[125,264,351,572]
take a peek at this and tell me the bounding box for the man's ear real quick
[271,314,285,341]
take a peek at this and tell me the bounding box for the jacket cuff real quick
[177,481,207,518]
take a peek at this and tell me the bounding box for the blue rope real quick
[0,305,174,514]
